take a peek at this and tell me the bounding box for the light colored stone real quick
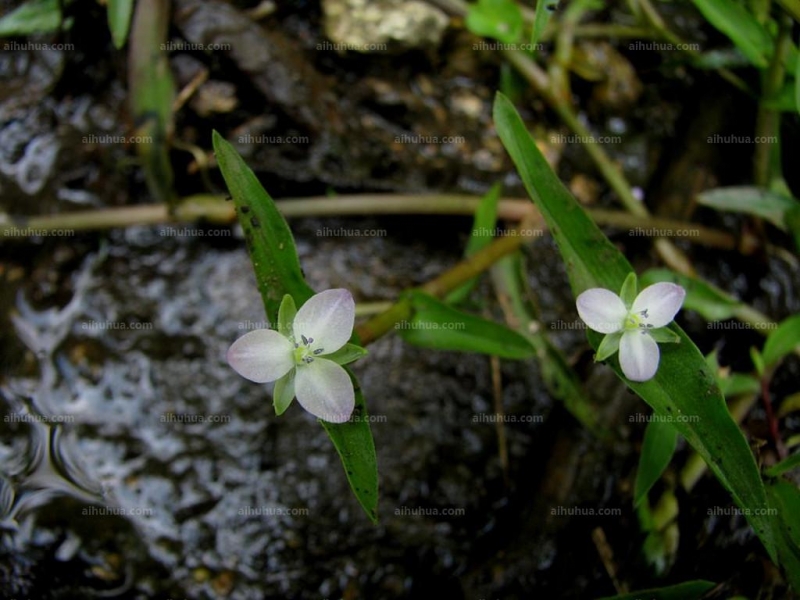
[322,0,449,52]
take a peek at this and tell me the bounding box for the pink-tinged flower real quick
[576,276,685,382]
[227,289,361,423]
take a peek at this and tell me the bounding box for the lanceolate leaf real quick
[107,0,134,48]
[697,186,799,231]
[634,421,679,508]
[446,183,501,305]
[494,92,778,561]
[762,314,800,367]
[213,132,378,522]
[689,0,774,68]
[320,371,379,524]
[765,481,800,588]
[398,290,535,359]
[0,0,62,36]
[213,131,314,316]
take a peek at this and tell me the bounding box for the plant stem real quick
[754,15,792,187]
[0,194,738,250]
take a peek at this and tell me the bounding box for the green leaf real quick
[796,43,800,115]
[320,373,379,524]
[595,331,622,362]
[719,373,761,397]
[595,580,716,600]
[689,0,774,68]
[706,351,760,396]
[273,371,295,416]
[128,0,176,206]
[762,314,800,367]
[213,131,314,316]
[619,272,637,307]
[446,183,501,305]
[530,0,558,53]
[107,0,134,49]
[398,290,535,359]
[466,0,523,44]
[213,132,378,522]
[751,346,766,377]
[766,451,800,477]
[765,480,800,588]
[648,328,681,344]
[278,294,297,338]
[697,186,799,231]
[494,91,778,562]
[634,421,679,508]
[0,0,62,37]
[641,268,743,322]
[325,343,368,366]
[761,80,800,112]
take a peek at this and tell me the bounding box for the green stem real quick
[754,15,792,187]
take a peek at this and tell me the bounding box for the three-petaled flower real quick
[227,289,366,423]
[576,275,685,382]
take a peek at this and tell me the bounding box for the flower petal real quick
[619,330,660,382]
[576,288,627,333]
[227,330,294,383]
[293,289,355,353]
[294,358,355,423]
[631,283,686,328]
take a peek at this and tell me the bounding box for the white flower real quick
[227,289,360,423]
[576,276,685,382]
